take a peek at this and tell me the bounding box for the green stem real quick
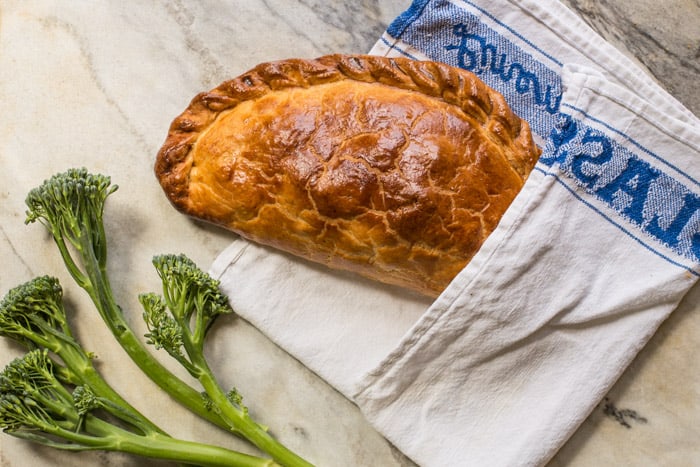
[191,352,314,467]
[115,431,280,467]
[13,316,166,438]
[73,233,230,431]
[27,412,279,467]
[89,419,278,467]
[53,336,164,436]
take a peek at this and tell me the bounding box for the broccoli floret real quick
[153,253,232,338]
[0,349,76,438]
[0,275,70,348]
[25,168,116,289]
[0,350,279,467]
[143,254,231,364]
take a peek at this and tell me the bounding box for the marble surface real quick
[0,1,697,466]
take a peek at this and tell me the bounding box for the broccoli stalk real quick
[24,168,313,466]
[0,349,279,467]
[141,255,313,467]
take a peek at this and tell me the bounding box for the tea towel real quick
[211,1,700,465]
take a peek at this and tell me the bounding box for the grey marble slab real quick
[0,1,697,466]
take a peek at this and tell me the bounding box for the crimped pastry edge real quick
[155,54,539,220]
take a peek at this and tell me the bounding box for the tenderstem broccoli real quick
[0,349,279,467]
[22,168,313,466]
[0,274,280,466]
[141,254,312,467]
[24,169,220,426]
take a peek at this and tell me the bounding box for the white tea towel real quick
[210,240,433,398]
[354,63,700,467]
[211,1,700,465]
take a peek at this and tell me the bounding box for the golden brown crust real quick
[155,54,541,297]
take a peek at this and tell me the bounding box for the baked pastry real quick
[155,54,540,297]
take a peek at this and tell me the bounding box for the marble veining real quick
[257,0,389,54]
[163,0,229,88]
[0,1,697,466]
[559,0,700,116]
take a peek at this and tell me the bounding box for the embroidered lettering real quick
[546,115,700,263]
[445,24,561,114]
[677,209,700,261]
[597,158,656,227]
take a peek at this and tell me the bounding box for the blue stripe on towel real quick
[534,164,700,277]
[543,114,700,264]
[562,103,700,188]
[386,0,432,39]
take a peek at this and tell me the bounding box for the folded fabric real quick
[211,1,700,465]
[211,239,433,398]
[354,63,700,467]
